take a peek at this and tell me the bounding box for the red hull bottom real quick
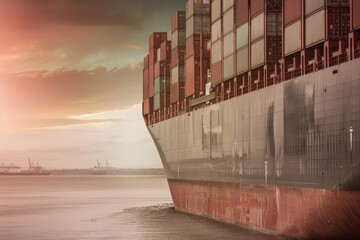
[168,179,360,239]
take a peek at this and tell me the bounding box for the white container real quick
[212,19,222,43]
[224,54,234,80]
[237,47,248,74]
[211,39,222,64]
[251,38,265,68]
[211,0,221,23]
[236,22,248,49]
[305,9,325,47]
[223,7,234,35]
[223,31,234,57]
[251,12,264,42]
[223,0,234,13]
[171,66,179,84]
[284,20,301,55]
[305,0,324,16]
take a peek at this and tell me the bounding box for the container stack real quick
[143,55,150,119]
[350,0,360,59]
[170,11,186,108]
[153,40,171,118]
[145,32,167,122]
[184,0,211,104]
[283,0,350,79]
[211,0,223,86]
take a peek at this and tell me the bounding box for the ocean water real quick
[0,175,286,240]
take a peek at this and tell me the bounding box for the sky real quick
[0,0,185,169]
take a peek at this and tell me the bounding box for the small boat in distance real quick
[0,159,51,176]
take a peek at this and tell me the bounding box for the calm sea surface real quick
[0,175,286,240]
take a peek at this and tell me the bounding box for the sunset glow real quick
[0,0,185,168]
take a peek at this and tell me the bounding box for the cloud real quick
[122,44,144,50]
[0,66,143,129]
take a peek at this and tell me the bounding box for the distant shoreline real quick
[49,168,165,176]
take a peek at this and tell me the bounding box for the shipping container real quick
[237,46,249,74]
[171,66,185,84]
[251,0,265,16]
[305,0,325,16]
[167,29,172,41]
[185,71,195,96]
[223,7,235,34]
[211,60,223,84]
[306,10,325,47]
[212,0,222,22]
[236,22,249,49]
[284,0,302,26]
[186,35,201,58]
[224,32,235,57]
[160,41,171,61]
[284,20,302,55]
[154,93,160,111]
[186,14,211,37]
[143,98,150,115]
[327,7,350,40]
[171,47,186,68]
[212,19,222,42]
[172,11,186,32]
[170,83,179,103]
[223,54,235,79]
[149,32,167,50]
[143,68,149,85]
[354,0,360,29]
[236,0,249,26]
[251,12,265,41]
[172,29,186,49]
[223,0,234,13]
[149,75,155,97]
[251,38,265,68]
[144,55,149,69]
[211,39,222,63]
[143,83,149,99]
[267,13,282,37]
[186,0,211,19]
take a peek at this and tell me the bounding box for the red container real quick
[143,83,149,99]
[170,83,179,103]
[284,0,302,26]
[154,61,160,78]
[236,0,249,26]
[171,47,186,68]
[149,77,154,97]
[143,68,149,85]
[160,41,171,61]
[186,34,201,58]
[251,0,265,17]
[185,72,195,97]
[149,32,167,50]
[143,98,150,115]
[144,55,149,69]
[149,49,156,68]
[211,60,223,85]
[172,11,186,32]
[354,0,360,29]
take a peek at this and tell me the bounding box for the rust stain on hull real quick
[168,179,360,239]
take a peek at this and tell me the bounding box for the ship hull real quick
[148,59,360,238]
[168,179,360,239]
[0,172,51,176]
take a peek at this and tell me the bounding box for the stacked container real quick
[154,41,171,112]
[170,11,187,105]
[350,0,360,59]
[211,0,223,85]
[146,32,167,119]
[184,0,211,98]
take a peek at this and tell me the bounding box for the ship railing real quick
[339,52,347,64]
[285,68,301,81]
[305,64,314,74]
[329,55,339,67]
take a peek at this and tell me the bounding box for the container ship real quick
[142,0,360,238]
